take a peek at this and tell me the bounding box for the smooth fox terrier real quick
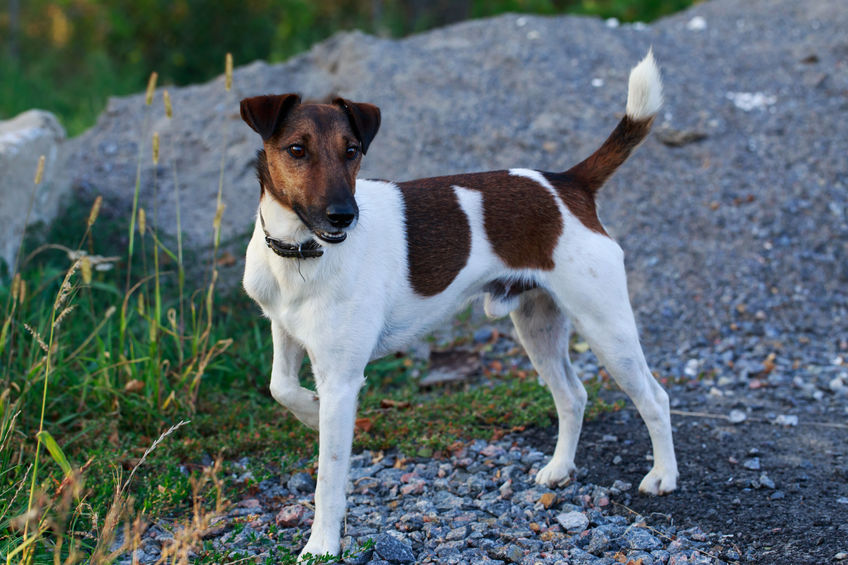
[240,51,678,559]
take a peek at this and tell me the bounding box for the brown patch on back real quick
[398,182,471,296]
[541,171,608,236]
[401,172,563,273]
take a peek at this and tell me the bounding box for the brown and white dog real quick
[240,51,677,560]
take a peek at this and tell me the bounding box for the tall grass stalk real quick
[22,259,80,564]
[121,71,158,358]
[163,89,186,367]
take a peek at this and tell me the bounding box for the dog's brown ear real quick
[334,98,381,155]
[240,94,301,141]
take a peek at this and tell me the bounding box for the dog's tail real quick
[566,50,662,193]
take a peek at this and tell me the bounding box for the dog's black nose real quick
[326,202,356,228]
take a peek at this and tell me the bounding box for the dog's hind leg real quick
[552,240,678,495]
[269,322,320,430]
[511,289,587,487]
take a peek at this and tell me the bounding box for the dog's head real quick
[240,94,381,243]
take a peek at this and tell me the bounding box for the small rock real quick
[834,552,848,561]
[686,15,707,30]
[743,457,761,470]
[538,492,557,509]
[611,479,632,493]
[287,472,316,493]
[275,504,307,527]
[499,479,513,500]
[728,409,747,424]
[374,533,415,563]
[480,444,505,458]
[758,473,776,489]
[474,327,494,343]
[773,414,798,426]
[624,527,662,551]
[556,511,589,533]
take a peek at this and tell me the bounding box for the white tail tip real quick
[625,49,663,120]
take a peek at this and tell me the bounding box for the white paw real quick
[298,542,339,563]
[534,459,576,487]
[638,466,678,495]
[297,530,340,563]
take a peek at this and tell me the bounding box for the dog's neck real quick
[258,197,322,259]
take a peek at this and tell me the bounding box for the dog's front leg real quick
[269,322,320,429]
[298,370,364,561]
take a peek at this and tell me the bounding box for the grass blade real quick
[35,430,71,478]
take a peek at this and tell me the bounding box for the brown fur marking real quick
[398,182,471,297]
[566,115,654,193]
[261,104,362,219]
[401,172,563,273]
[542,171,608,236]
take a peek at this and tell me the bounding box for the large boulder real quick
[0,110,69,273]
[62,0,848,352]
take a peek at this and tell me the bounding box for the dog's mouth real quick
[313,230,347,244]
[292,206,352,245]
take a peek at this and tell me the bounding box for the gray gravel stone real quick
[374,533,415,563]
[556,511,589,533]
[287,471,315,493]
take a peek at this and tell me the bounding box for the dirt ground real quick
[528,392,848,564]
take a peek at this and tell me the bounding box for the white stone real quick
[686,16,707,31]
[728,409,747,424]
[556,511,589,533]
[0,110,69,272]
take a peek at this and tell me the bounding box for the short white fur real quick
[625,49,663,120]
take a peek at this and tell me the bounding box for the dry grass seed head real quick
[152,132,160,165]
[145,72,158,106]
[52,305,76,330]
[24,323,49,353]
[80,256,92,285]
[225,53,233,91]
[163,90,173,118]
[138,208,146,235]
[87,195,103,228]
[34,155,46,185]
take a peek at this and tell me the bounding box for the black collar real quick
[260,210,323,259]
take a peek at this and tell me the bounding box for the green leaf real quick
[37,430,72,478]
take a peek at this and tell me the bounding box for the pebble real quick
[556,511,589,533]
[287,471,316,493]
[728,409,747,424]
[275,504,307,527]
[743,457,761,470]
[773,414,799,426]
[374,533,416,563]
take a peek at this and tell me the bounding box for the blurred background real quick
[1,0,694,136]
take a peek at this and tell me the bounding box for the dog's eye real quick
[345,146,359,160]
[288,145,306,159]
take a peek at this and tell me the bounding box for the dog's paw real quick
[638,467,678,495]
[534,459,576,488]
[298,540,339,563]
